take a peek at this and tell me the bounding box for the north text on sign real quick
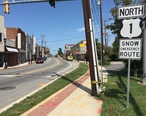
[118,5,145,19]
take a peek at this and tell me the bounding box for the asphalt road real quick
[0,57,79,112]
[104,61,125,74]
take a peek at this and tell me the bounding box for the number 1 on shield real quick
[129,23,132,34]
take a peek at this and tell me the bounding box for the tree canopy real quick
[58,48,63,56]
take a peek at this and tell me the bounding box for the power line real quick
[46,35,85,42]
[91,0,100,27]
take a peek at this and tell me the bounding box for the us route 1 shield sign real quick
[120,18,142,38]
[119,38,142,59]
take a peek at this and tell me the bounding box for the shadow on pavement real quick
[53,72,92,95]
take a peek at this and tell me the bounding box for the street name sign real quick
[119,38,142,59]
[120,18,142,38]
[118,4,145,19]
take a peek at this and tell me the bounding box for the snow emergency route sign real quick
[118,4,145,19]
[119,39,142,59]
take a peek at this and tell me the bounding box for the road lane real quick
[0,57,79,113]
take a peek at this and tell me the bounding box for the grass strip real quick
[0,63,88,116]
[99,69,146,116]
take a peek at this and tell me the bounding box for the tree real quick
[96,38,112,65]
[58,48,63,57]
[96,39,101,60]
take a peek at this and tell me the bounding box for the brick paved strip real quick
[27,71,90,116]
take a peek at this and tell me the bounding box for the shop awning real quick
[6,47,18,52]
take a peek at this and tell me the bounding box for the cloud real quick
[77,27,85,32]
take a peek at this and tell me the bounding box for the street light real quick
[3,38,7,69]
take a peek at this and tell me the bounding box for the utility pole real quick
[82,0,101,95]
[28,36,31,64]
[107,35,109,46]
[104,20,107,46]
[44,41,46,56]
[31,34,34,63]
[40,35,45,58]
[98,0,104,66]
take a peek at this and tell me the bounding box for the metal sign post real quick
[126,58,131,108]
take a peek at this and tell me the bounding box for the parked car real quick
[36,57,44,63]
[66,56,73,61]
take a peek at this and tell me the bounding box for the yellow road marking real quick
[11,58,60,78]
[39,83,46,87]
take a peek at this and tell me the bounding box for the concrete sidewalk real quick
[0,62,34,70]
[22,70,104,116]
[0,60,108,116]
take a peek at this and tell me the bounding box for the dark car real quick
[43,57,47,61]
[36,57,44,63]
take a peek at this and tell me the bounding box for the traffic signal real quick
[49,0,56,8]
[4,0,9,14]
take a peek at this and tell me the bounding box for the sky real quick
[0,0,115,55]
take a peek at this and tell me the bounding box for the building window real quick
[0,33,2,42]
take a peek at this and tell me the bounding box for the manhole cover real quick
[0,86,16,90]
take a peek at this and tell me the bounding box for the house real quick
[0,15,5,66]
[64,44,75,57]
[6,27,26,65]
[71,40,87,60]
[0,15,50,67]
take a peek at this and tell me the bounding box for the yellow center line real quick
[11,58,60,77]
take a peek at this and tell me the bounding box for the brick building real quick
[6,27,26,65]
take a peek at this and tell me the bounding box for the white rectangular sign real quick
[118,4,145,19]
[17,33,21,49]
[119,39,142,59]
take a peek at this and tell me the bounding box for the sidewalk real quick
[22,70,104,116]
[0,61,108,116]
[0,62,34,70]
